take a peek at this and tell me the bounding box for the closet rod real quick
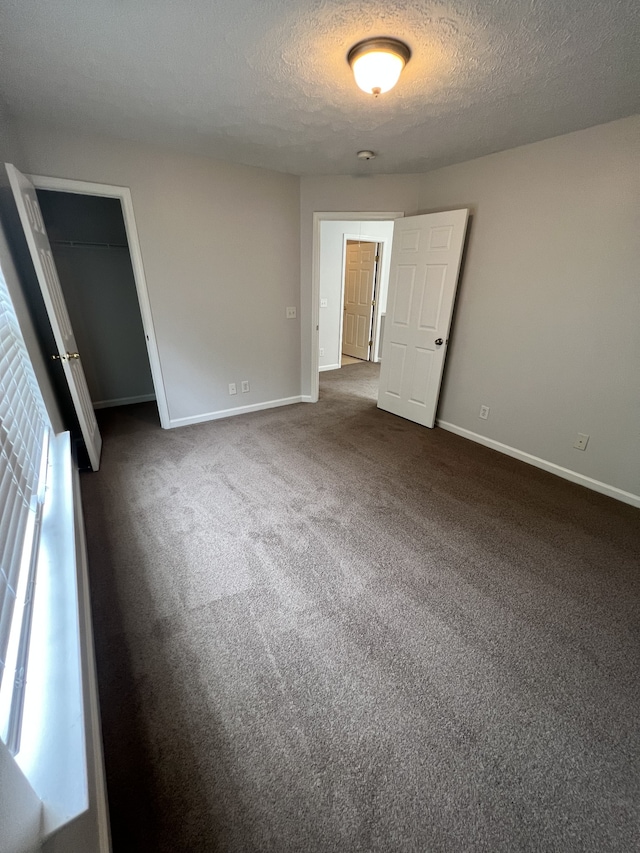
[51,239,128,249]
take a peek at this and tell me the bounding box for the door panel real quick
[419,265,446,329]
[393,266,414,326]
[386,343,406,397]
[356,314,368,350]
[342,240,377,360]
[410,348,433,406]
[6,164,102,470]
[377,210,469,429]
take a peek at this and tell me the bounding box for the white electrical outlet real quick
[286,306,297,319]
[228,383,237,395]
[479,405,490,420]
[574,433,589,451]
[241,380,250,393]
[319,348,325,357]
[320,298,328,308]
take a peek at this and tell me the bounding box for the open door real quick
[342,240,378,361]
[6,163,102,470]
[377,209,469,429]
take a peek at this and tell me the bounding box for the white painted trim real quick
[72,465,112,853]
[93,393,156,410]
[337,234,350,364]
[437,420,640,509]
[29,174,171,430]
[310,211,404,403]
[169,395,303,428]
[301,395,313,403]
[319,363,341,372]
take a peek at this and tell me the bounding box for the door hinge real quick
[372,299,376,307]
[369,339,373,346]
[375,255,380,262]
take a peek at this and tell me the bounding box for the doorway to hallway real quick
[316,217,397,377]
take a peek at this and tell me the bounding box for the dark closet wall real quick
[37,190,155,407]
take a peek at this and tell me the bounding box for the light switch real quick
[320,298,328,308]
[286,306,297,319]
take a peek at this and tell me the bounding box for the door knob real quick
[435,338,444,346]
[67,352,80,359]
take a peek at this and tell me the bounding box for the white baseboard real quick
[93,393,156,409]
[301,395,314,403]
[169,395,303,428]
[319,363,341,372]
[437,420,640,509]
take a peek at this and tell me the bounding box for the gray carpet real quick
[81,362,640,853]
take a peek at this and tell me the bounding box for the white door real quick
[342,240,377,360]
[377,209,469,428]
[6,164,102,470]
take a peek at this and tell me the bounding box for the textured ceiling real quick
[0,0,638,176]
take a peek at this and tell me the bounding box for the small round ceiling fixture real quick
[357,150,376,160]
[348,37,411,96]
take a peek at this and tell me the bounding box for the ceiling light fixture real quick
[348,37,411,96]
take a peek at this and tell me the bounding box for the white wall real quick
[301,116,640,501]
[16,122,301,426]
[318,220,395,370]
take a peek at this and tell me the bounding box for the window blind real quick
[0,264,51,728]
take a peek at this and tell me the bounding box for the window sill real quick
[15,432,110,850]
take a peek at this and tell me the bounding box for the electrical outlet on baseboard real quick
[319,348,325,357]
[479,405,490,420]
[241,380,250,393]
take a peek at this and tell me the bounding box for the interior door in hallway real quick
[342,240,377,361]
[377,209,469,429]
[6,163,102,470]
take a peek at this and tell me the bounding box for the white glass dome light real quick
[348,38,411,96]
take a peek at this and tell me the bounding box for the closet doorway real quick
[31,175,169,427]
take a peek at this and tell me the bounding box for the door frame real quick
[30,174,170,428]
[310,211,404,402]
[339,235,380,365]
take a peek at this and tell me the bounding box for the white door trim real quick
[29,173,170,429]
[310,211,404,402]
